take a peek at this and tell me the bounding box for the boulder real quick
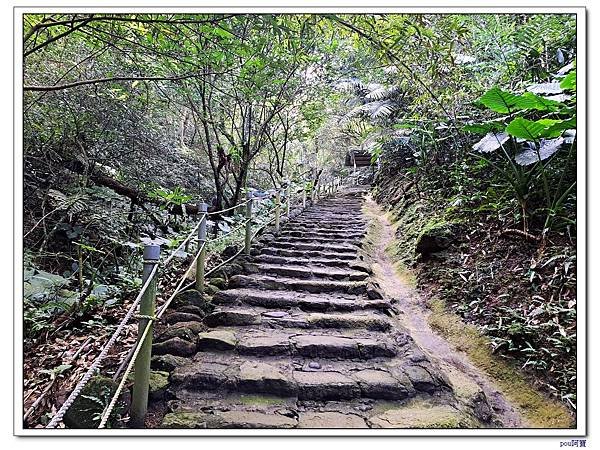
[152,337,196,356]
[148,370,170,400]
[151,354,188,372]
[62,376,125,429]
[415,221,458,259]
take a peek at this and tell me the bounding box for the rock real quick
[353,369,410,400]
[204,309,261,327]
[169,321,206,334]
[222,245,240,259]
[218,410,297,428]
[367,404,471,428]
[470,391,493,423]
[156,325,197,343]
[161,411,296,429]
[197,330,237,351]
[366,283,384,300]
[179,305,209,317]
[415,221,458,259]
[164,312,203,325]
[298,411,367,428]
[262,311,288,318]
[308,361,321,369]
[205,284,219,295]
[149,370,170,400]
[293,371,360,400]
[161,412,215,428]
[172,289,211,310]
[151,354,188,372]
[237,361,296,396]
[237,335,291,356]
[208,277,227,289]
[403,365,437,393]
[153,337,196,356]
[63,376,124,429]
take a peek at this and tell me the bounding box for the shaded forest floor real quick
[373,170,577,417]
[363,196,573,428]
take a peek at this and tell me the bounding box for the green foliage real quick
[148,186,193,207]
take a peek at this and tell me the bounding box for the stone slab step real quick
[229,274,368,294]
[280,229,365,239]
[170,352,419,401]
[261,247,357,260]
[267,241,359,253]
[272,236,361,246]
[253,254,358,269]
[203,306,392,331]
[196,329,397,359]
[249,263,368,281]
[212,288,391,312]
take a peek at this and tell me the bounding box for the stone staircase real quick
[156,187,487,429]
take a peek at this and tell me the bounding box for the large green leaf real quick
[506,117,575,140]
[478,87,521,113]
[560,70,576,91]
[478,88,562,114]
[505,117,549,140]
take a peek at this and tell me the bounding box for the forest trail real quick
[158,187,525,429]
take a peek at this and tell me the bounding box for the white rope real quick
[97,242,206,428]
[45,262,159,429]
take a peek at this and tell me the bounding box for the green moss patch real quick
[427,297,573,428]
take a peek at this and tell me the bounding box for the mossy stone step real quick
[229,274,368,295]
[248,263,368,281]
[212,288,390,312]
[261,247,357,260]
[204,306,392,331]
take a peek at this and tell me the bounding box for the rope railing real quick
[43,175,349,429]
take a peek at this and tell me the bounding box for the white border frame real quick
[13,4,587,437]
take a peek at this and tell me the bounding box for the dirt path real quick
[363,195,526,428]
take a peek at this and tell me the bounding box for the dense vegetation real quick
[22,13,577,426]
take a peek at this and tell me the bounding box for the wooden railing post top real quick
[143,245,160,262]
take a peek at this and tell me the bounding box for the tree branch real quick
[23,72,208,92]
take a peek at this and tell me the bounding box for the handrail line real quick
[42,176,346,429]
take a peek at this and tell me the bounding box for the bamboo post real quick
[286,182,291,217]
[244,191,252,255]
[195,202,208,293]
[302,184,307,209]
[275,188,281,233]
[130,244,159,428]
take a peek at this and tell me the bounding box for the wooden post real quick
[195,202,208,293]
[244,191,252,255]
[130,244,159,428]
[275,188,281,233]
[302,184,307,209]
[286,183,291,217]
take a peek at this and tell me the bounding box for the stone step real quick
[253,254,366,270]
[170,352,420,401]
[288,219,366,227]
[249,263,368,281]
[280,229,365,239]
[204,307,392,331]
[229,274,368,294]
[273,235,360,246]
[267,241,359,253]
[212,288,391,312]
[261,247,357,260]
[196,329,397,359]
